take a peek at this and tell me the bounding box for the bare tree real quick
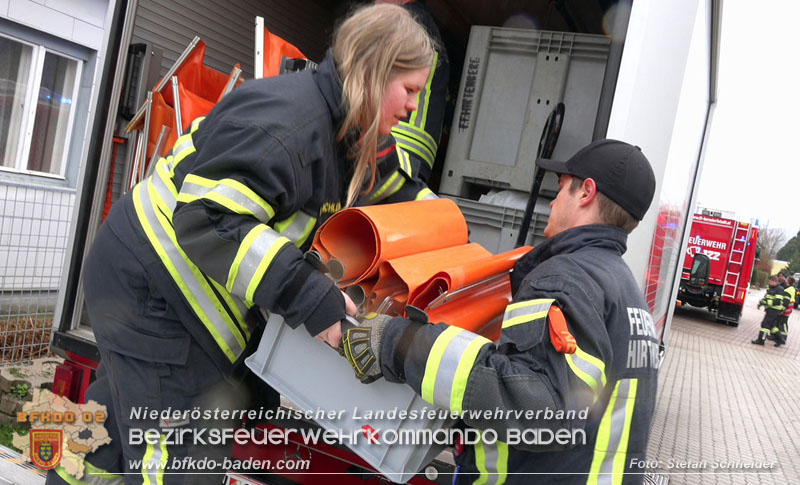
[756,223,787,273]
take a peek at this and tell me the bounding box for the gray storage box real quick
[450,196,550,253]
[440,27,611,197]
[246,312,452,483]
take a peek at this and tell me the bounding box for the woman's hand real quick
[315,291,358,348]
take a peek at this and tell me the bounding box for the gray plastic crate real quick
[440,27,611,197]
[449,196,550,253]
[246,312,451,483]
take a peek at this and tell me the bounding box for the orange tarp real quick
[159,40,231,106]
[178,80,216,133]
[147,91,178,160]
[263,26,307,78]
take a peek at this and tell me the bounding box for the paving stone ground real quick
[647,288,800,484]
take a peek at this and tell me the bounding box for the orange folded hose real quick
[364,243,491,313]
[425,275,512,341]
[311,199,468,285]
[409,245,531,309]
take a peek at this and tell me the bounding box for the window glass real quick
[26,51,78,174]
[0,36,34,169]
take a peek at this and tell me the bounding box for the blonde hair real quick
[333,3,435,206]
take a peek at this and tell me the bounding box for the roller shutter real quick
[131,0,334,80]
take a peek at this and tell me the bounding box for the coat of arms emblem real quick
[30,429,62,469]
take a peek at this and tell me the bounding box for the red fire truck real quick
[677,213,759,325]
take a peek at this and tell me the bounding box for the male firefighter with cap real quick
[340,139,659,484]
[752,275,791,347]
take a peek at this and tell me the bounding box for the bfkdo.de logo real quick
[30,429,63,469]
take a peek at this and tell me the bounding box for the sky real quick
[696,0,800,243]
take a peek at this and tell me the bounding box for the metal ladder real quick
[721,222,752,299]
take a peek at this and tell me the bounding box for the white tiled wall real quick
[1,0,108,50]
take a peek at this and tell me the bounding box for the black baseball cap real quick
[536,139,656,221]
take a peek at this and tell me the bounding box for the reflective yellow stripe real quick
[472,438,508,485]
[226,224,291,303]
[588,379,638,485]
[502,298,554,328]
[189,116,204,133]
[168,116,204,170]
[422,327,490,410]
[132,117,251,363]
[496,441,509,481]
[474,439,489,485]
[155,161,178,201]
[395,119,438,154]
[141,441,154,485]
[421,326,462,404]
[56,463,124,485]
[178,174,275,223]
[148,181,247,354]
[210,278,251,340]
[134,181,245,362]
[414,50,438,130]
[565,346,607,404]
[273,211,317,247]
[393,131,435,169]
[157,435,169,485]
[613,379,637,477]
[450,337,488,412]
[248,234,291,303]
[142,434,168,485]
[85,461,123,481]
[415,188,437,201]
[398,147,413,176]
[171,133,196,168]
[368,170,404,203]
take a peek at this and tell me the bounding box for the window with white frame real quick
[0,33,82,178]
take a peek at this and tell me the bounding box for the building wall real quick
[0,0,107,50]
[0,1,109,295]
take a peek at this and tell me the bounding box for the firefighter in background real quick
[795,276,800,309]
[47,5,435,484]
[781,275,796,338]
[752,275,790,347]
[777,272,788,298]
[341,140,660,484]
[368,0,450,205]
[767,272,790,342]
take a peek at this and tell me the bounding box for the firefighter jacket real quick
[357,137,438,206]
[760,285,789,315]
[389,0,449,183]
[782,284,795,316]
[113,51,417,376]
[381,225,659,484]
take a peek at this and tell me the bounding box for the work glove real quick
[338,313,392,384]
